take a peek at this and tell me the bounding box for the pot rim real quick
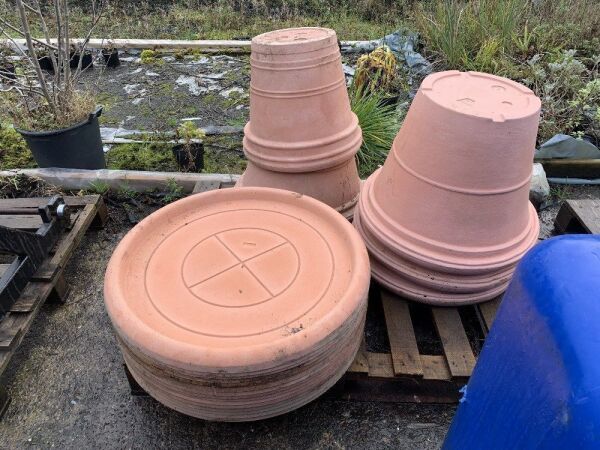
[15,106,103,137]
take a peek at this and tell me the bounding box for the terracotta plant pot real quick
[237,28,362,219]
[104,187,370,421]
[355,71,541,305]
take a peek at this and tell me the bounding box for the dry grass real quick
[5,90,97,131]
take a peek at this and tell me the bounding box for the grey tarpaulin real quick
[340,29,432,77]
[535,134,600,159]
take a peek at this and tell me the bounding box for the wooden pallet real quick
[327,285,501,403]
[0,195,107,419]
[555,199,600,235]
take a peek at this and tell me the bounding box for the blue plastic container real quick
[443,235,600,449]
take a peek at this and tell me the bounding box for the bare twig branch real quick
[15,0,54,111]
[74,0,105,80]
[62,0,70,95]
[31,0,58,75]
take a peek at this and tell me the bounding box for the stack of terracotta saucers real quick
[104,187,370,421]
[236,27,362,220]
[355,71,541,305]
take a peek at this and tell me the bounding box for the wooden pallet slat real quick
[381,292,423,376]
[0,215,43,230]
[421,355,452,381]
[348,338,369,374]
[431,307,476,378]
[555,199,600,235]
[367,353,395,378]
[477,298,502,334]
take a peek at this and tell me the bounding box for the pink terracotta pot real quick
[104,187,370,421]
[238,27,362,218]
[355,71,541,305]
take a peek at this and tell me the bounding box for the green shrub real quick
[350,87,400,178]
[521,50,599,143]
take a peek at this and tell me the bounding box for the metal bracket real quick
[0,196,70,318]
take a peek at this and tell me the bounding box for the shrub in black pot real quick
[172,142,204,172]
[5,0,106,169]
[16,107,105,169]
[102,48,120,68]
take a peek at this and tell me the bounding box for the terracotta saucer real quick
[104,187,370,420]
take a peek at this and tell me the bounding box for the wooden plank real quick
[47,275,71,304]
[348,339,369,374]
[477,298,502,334]
[192,180,221,194]
[367,353,395,378]
[421,355,452,381]
[537,159,600,179]
[0,195,99,209]
[566,199,600,234]
[381,292,423,376]
[47,204,97,271]
[0,284,52,374]
[0,314,23,350]
[432,307,476,378]
[0,215,42,230]
[3,38,252,51]
[9,283,44,313]
[0,384,9,420]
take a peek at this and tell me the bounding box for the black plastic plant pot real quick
[16,107,106,169]
[70,52,93,70]
[172,142,204,172]
[102,49,120,68]
[38,55,54,72]
[0,63,16,80]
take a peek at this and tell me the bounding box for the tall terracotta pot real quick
[355,71,541,305]
[237,27,362,219]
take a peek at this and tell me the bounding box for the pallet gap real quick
[409,302,444,356]
[364,283,391,353]
[458,306,486,356]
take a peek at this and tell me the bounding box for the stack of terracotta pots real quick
[104,187,370,421]
[236,27,362,219]
[355,71,541,305]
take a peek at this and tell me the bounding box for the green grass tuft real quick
[350,87,400,178]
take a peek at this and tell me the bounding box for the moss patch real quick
[0,124,37,170]
[106,143,180,172]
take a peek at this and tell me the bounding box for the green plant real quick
[162,178,184,204]
[522,50,598,143]
[354,46,399,96]
[140,49,160,64]
[349,86,400,178]
[416,0,528,71]
[88,180,110,195]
